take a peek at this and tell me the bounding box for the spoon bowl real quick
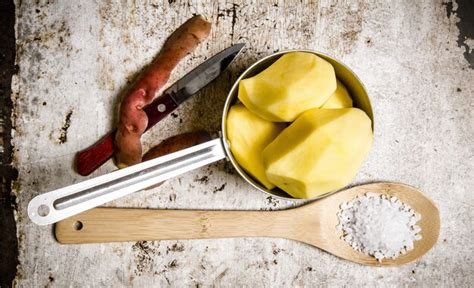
[55,182,440,266]
[293,182,440,266]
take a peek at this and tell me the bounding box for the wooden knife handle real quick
[143,93,178,131]
[55,207,290,244]
[75,132,115,176]
[75,94,179,176]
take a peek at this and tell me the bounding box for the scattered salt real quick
[337,193,422,262]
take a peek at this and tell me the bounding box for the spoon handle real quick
[55,207,290,244]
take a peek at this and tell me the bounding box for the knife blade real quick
[76,43,245,176]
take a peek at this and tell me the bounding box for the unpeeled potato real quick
[226,104,285,189]
[263,108,372,199]
[238,52,337,122]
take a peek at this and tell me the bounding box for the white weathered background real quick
[12,0,473,286]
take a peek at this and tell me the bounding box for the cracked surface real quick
[9,0,474,287]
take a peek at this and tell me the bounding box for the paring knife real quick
[76,43,245,176]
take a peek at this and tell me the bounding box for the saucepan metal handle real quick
[28,138,227,225]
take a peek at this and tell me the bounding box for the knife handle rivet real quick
[157,104,166,113]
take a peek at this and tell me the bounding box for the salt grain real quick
[337,193,422,262]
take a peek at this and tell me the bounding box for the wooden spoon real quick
[55,182,440,266]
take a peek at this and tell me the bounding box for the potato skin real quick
[115,16,211,168]
[142,131,211,189]
[142,131,211,161]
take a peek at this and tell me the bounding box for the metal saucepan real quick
[28,50,373,225]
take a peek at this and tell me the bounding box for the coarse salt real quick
[337,193,422,262]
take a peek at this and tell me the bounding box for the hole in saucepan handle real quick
[73,221,83,231]
[37,204,50,217]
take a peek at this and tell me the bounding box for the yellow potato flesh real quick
[263,108,373,198]
[238,52,337,122]
[322,79,353,109]
[226,104,285,189]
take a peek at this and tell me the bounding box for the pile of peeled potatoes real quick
[226,52,373,199]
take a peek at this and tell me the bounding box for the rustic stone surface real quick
[11,0,473,286]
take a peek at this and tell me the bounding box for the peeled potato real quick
[226,104,285,189]
[263,108,372,199]
[322,80,353,109]
[238,52,337,122]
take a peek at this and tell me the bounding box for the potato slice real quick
[263,108,372,198]
[322,79,353,109]
[226,104,285,189]
[238,52,337,122]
